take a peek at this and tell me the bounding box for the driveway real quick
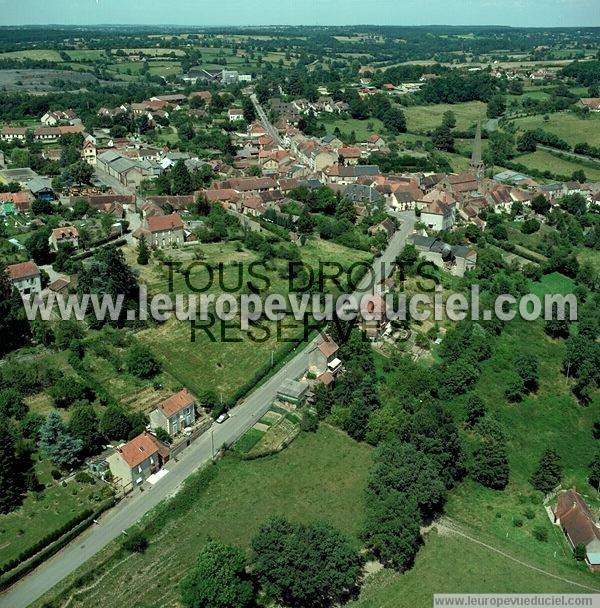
[0,213,415,608]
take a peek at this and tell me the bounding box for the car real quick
[215,412,230,424]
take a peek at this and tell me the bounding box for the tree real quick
[125,345,161,379]
[62,160,94,186]
[465,393,486,428]
[382,107,406,134]
[515,353,539,392]
[0,417,26,513]
[68,402,102,456]
[40,411,83,469]
[362,491,422,571]
[531,194,550,215]
[589,449,600,491]
[171,160,193,195]
[471,440,509,489]
[0,268,30,356]
[530,448,562,494]
[100,404,131,440]
[180,542,255,608]
[431,125,454,152]
[251,517,363,608]
[571,169,587,183]
[25,228,53,264]
[521,218,540,234]
[517,130,537,152]
[368,441,446,520]
[137,234,150,265]
[441,110,456,129]
[545,318,570,339]
[334,196,356,224]
[487,95,506,118]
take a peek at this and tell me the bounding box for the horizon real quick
[0,0,599,28]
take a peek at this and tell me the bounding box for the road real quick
[0,211,415,608]
[250,94,284,147]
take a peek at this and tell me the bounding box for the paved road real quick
[1,212,415,608]
[250,94,284,147]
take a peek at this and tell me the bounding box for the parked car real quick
[216,412,230,424]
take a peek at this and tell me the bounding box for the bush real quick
[125,345,161,379]
[524,507,535,520]
[513,517,523,527]
[532,526,548,542]
[74,471,95,484]
[122,531,148,553]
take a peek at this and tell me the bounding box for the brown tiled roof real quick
[317,371,334,386]
[6,260,39,281]
[51,226,79,240]
[555,490,600,548]
[147,213,184,233]
[118,432,165,469]
[317,336,339,358]
[158,389,195,417]
[48,278,70,292]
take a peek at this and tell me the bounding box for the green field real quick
[323,117,386,142]
[515,150,600,181]
[0,49,63,61]
[33,426,372,608]
[352,527,598,608]
[403,101,487,133]
[512,112,600,148]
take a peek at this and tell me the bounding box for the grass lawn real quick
[512,112,600,148]
[34,426,372,608]
[515,150,600,181]
[403,101,487,133]
[0,460,110,570]
[577,247,600,274]
[351,527,598,608]
[323,117,386,142]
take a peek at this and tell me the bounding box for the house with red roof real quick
[49,226,79,251]
[149,389,196,436]
[5,260,41,295]
[145,213,184,248]
[554,488,600,570]
[107,432,170,488]
[309,335,341,377]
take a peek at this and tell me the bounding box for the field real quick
[352,528,598,608]
[515,150,600,181]
[323,117,386,142]
[403,101,487,133]
[512,112,600,148]
[33,426,372,608]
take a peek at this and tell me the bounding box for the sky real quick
[0,0,598,27]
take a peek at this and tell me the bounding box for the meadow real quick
[512,112,600,148]
[403,101,487,133]
[515,150,600,181]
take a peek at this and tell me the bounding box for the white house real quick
[149,389,196,436]
[5,260,41,295]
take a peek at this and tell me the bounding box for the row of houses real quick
[0,124,85,142]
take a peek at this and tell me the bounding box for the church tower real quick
[470,121,485,181]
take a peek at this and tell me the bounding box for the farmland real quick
[515,150,600,181]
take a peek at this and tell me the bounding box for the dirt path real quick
[435,518,600,593]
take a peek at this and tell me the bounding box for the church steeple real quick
[470,121,484,181]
